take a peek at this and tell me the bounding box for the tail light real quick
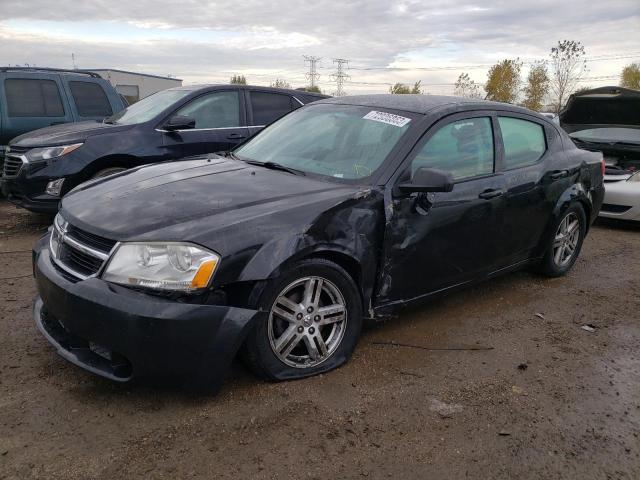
[601,156,606,177]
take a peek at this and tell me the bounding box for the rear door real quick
[161,89,249,157]
[493,114,560,267]
[246,90,298,138]
[0,74,73,145]
[62,79,115,122]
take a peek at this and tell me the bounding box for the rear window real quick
[498,117,546,169]
[69,81,113,117]
[250,92,293,125]
[5,78,65,117]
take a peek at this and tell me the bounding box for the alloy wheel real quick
[268,276,347,368]
[553,212,581,267]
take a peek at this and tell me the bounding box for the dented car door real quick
[377,112,506,305]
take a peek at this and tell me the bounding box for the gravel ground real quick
[0,199,639,480]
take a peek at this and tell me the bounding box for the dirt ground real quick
[0,199,638,480]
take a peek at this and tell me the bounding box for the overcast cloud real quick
[0,0,638,94]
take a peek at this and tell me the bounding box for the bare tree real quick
[549,40,587,113]
[522,62,550,111]
[454,73,482,99]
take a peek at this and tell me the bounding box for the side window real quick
[412,117,494,180]
[250,92,293,125]
[176,91,240,129]
[5,79,64,117]
[498,117,546,169]
[69,81,113,117]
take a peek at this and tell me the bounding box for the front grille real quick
[59,243,105,276]
[51,218,116,280]
[2,154,25,177]
[66,225,117,252]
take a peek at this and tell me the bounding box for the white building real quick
[84,69,182,104]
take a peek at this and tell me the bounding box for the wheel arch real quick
[81,154,142,180]
[534,183,591,258]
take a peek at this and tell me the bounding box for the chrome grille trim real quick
[49,217,118,281]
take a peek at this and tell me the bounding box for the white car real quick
[559,86,640,222]
[601,171,640,221]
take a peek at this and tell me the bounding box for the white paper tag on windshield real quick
[363,111,411,127]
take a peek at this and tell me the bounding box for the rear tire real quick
[243,258,362,381]
[538,203,586,277]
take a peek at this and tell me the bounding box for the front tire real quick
[538,203,587,277]
[92,167,127,179]
[243,258,362,381]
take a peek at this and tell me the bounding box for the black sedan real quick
[32,95,605,393]
[2,84,327,213]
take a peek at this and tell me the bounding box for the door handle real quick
[226,133,246,140]
[550,170,568,179]
[478,188,503,200]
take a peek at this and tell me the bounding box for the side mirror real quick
[398,167,454,194]
[163,115,195,131]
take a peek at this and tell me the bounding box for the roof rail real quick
[0,67,101,78]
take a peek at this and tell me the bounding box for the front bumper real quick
[1,177,60,213]
[33,239,261,393]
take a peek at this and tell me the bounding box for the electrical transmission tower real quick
[303,55,321,89]
[330,58,350,96]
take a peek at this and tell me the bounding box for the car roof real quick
[314,94,527,115]
[168,84,328,99]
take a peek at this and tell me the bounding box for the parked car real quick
[2,84,327,213]
[32,95,604,392]
[0,67,125,159]
[560,86,640,221]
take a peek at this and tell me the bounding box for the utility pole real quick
[303,55,321,89]
[330,58,350,96]
[71,53,77,70]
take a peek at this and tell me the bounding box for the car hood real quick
[9,121,134,148]
[60,156,360,247]
[560,86,640,134]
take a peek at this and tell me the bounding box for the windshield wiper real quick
[241,159,306,176]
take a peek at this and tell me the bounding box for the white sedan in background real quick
[600,170,640,221]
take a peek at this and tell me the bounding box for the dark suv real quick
[0,68,125,156]
[1,84,327,213]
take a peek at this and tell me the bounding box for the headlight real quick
[102,242,220,292]
[627,171,640,182]
[28,143,83,161]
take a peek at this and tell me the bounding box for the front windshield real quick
[106,89,193,125]
[570,127,640,144]
[235,104,414,180]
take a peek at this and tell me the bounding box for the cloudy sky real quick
[1,0,638,95]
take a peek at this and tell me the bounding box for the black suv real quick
[1,85,327,213]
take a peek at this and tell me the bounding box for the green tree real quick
[620,63,640,90]
[485,58,522,104]
[300,85,322,93]
[522,62,550,111]
[271,78,291,89]
[389,81,421,94]
[454,73,482,98]
[549,40,587,112]
[230,74,247,85]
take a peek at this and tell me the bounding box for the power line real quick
[330,58,350,96]
[303,55,321,89]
